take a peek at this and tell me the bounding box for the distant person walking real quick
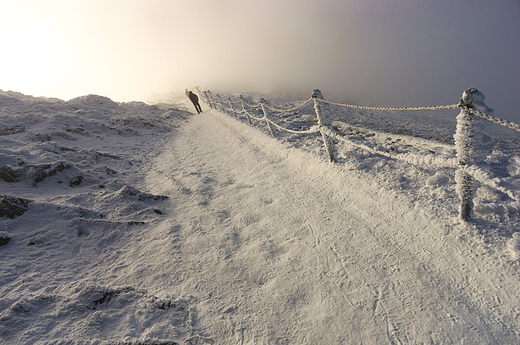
[188,91,202,114]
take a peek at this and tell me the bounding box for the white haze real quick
[1,0,519,123]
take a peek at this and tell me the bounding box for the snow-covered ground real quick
[0,89,519,344]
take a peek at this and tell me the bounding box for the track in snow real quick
[140,108,518,344]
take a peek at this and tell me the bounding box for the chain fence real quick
[317,98,460,111]
[464,106,520,132]
[199,87,519,221]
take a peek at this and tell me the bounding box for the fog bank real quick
[1,0,519,122]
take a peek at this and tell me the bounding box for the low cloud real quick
[1,0,519,122]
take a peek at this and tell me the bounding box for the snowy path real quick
[135,109,517,344]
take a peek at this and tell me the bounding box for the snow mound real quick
[1,282,194,344]
[67,94,119,108]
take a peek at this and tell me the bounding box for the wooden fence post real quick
[207,91,215,109]
[454,88,493,221]
[195,87,206,105]
[205,91,215,109]
[216,94,226,113]
[228,98,238,118]
[260,99,276,137]
[312,89,335,162]
[240,96,253,125]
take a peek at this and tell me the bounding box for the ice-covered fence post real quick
[260,98,276,137]
[197,88,210,109]
[216,94,226,113]
[228,98,238,118]
[240,96,252,125]
[312,89,335,162]
[204,90,214,109]
[205,91,214,109]
[195,87,206,105]
[204,91,214,109]
[454,88,493,221]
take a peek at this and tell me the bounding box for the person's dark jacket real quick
[189,92,199,103]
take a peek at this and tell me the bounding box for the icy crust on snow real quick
[0,91,202,344]
[1,282,190,344]
[0,91,189,222]
[0,91,188,188]
[509,232,520,260]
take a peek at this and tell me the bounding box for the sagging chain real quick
[240,98,314,113]
[260,98,314,113]
[463,106,520,133]
[316,98,459,111]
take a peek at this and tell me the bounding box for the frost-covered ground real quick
[0,89,519,344]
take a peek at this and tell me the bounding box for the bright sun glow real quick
[0,2,71,98]
[3,27,67,92]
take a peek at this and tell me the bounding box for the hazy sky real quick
[1,0,519,122]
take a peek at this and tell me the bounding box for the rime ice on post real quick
[260,98,276,137]
[454,88,493,220]
[208,91,215,109]
[228,98,237,118]
[204,90,214,109]
[312,89,335,162]
[240,96,253,125]
[456,88,493,165]
[196,87,205,105]
[216,94,226,113]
